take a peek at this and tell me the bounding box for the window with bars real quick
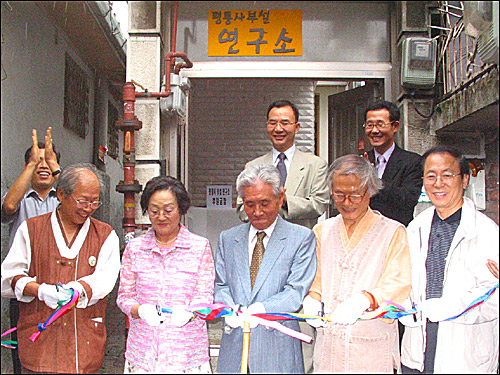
[63,53,89,138]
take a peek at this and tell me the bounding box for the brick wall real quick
[485,134,500,225]
[188,78,316,207]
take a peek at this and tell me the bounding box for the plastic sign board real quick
[207,185,233,208]
[208,9,302,56]
[418,185,431,203]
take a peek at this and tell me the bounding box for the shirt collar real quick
[272,144,295,163]
[374,142,395,163]
[144,223,191,250]
[26,187,57,199]
[249,216,278,241]
[432,207,462,224]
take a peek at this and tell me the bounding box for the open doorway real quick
[314,79,384,217]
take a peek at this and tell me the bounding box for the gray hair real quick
[327,155,383,197]
[57,163,104,197]
[236,164,282,199]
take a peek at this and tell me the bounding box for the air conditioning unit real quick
[401,37,437,88]
[464,1,499,64]
[464,1,492,38]
[478,2,499,64]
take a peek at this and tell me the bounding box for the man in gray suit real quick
[237,99,329,230]
[215,164,317,373]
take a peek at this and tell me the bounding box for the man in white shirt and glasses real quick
[363,100,422,227]
[1,127,61,373]
[400,145,498,373]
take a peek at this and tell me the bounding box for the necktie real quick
[377,155,386,178]
[277,153,287,185]
[250,231,266,289]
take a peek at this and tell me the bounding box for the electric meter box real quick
[160,74,190,117]
[401,37,437,88]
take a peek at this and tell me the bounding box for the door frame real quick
[181,61,392,186]
[182,61,391,97]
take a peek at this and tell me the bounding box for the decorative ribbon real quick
[3,284,495,348]
[1,327,17,349]
[162,304,313,342]
[29,285,80,343]
[360,284,499,321]
[159,284,498,343]
[443,283,498,321]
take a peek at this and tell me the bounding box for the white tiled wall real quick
[188,78,316,207]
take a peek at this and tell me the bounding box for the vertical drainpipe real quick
[115,82,143,244]
[115,3,192,243]
[115,1,192,340]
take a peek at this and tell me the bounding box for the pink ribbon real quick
[29,287,80,342]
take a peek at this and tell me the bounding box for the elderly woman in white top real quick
[303,154,411,373]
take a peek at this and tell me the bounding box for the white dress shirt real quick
[374,142,395,178]
[247,217,278,265]
[272,144,295,175]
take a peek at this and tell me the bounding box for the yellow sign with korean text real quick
[208,10,302,56]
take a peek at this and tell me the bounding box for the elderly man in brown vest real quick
[1,163,120,373]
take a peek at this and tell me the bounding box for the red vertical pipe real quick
[117,82,142,237]
[123,82,136,121]
[118,2,191,238]
[171,2,178,54]
[123,82,136,236]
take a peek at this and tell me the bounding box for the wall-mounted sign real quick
[208,10,302,57]
[207,185,233,208]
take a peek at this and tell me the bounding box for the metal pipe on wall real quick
[115,82,142,241]
[115,1,192,241]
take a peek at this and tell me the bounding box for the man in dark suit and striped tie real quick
[363,100,422,227]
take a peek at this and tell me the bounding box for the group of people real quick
[1,100,498,374]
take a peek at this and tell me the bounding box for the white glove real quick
[63,281,86,308]
[330,293,370,325]
[224,304,243,329]
[418,297,462,322]
[170,307,194,327]
[138,304,165,327]
[38,283,72,309]
[303,295,326,328]
[242,302,266,329]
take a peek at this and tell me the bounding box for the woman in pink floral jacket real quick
[117,176,215,373]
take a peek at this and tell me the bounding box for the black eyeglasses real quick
[266,120,297,127]
[363,121,395,130]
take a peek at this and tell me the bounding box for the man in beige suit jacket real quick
[237,100,329,230]
[236,100,329,373]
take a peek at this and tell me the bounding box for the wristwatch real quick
[52,168,62,177]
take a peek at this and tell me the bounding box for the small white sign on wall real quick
[207,185,232,208]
